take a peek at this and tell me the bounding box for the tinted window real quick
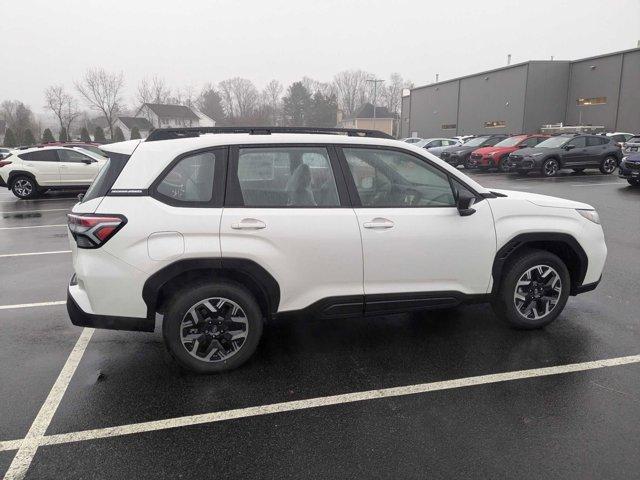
[156,151,216,203]
[58,150,93,163]
[586,136,607,147]
[343,148,455,207]
[426,140,442,148]
[566,137,587,148]
[83,152,130,203]
[484,136,505,146]
[525,137,545,147]
[18,150,58,162]
[235,147,339,207]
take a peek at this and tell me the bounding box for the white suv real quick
[66,127,607,373]
[0,146,106,199]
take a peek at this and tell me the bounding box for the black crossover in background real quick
[507,134,622,177]
[439,134,508,168]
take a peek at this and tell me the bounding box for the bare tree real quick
[44,85,80,139]
[332,70,371,117]
[76,68,124,139]
[137,75,171,107]
[218,77,259,122]
[262,79,283,125]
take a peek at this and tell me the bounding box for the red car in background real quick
[468,134,549,171]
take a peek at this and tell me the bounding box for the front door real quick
[220,145,363,314]
[339,146,496,312]
[562,136,588,166]
[57,149,102,185]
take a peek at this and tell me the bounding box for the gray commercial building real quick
[400,47,640,139]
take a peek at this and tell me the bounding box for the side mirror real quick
[81,159,93,164]
[457,190,476,217]
[77,193,84,202]
[564,144,575,151]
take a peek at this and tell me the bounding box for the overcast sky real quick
[2,0,639,115]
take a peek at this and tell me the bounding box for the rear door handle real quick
[231,218,266,230]
[363,218,394,229]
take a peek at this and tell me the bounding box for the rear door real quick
[18,150,60,185]
[585,136,609,165]
[220,145,363,315]
[57,149,101,185]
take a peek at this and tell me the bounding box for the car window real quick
[343,148,455,208]
[156,151,217,203]
[18,150,59,162]
[58,150,93,163]
[523,137,542,147]
[484,137,505,146]
[587,136,607,147]
[235,147,339,207]
[426,140,442,148]
[566,137,587,148]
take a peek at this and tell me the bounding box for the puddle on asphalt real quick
[2,212,43,219]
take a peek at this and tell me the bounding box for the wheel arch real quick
[8,170,38,186]
[491,233,588,296]
[142,258,281,323]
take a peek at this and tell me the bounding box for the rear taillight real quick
[67,213,127,249]
[0,160,12,167]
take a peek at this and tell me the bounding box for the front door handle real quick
[363,218,394,229]
[231,218,266,230]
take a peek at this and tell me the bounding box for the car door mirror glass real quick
[564,144,575,150]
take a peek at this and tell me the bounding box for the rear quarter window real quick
[82,152,130,203]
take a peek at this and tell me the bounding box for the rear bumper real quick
[67,278,154,332]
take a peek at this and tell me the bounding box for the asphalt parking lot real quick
[1,170,639,479]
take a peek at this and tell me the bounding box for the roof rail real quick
[145,126,395,142]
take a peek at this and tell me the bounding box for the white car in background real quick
[0,147,14,160]
[0,146,106,199]
[606,132,635,148]
[400,137,423,144]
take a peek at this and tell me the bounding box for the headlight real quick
[577,209,600,224]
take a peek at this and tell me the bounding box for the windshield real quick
[536,136,570,148]
[463,136,490,147]
[494,136,525,147]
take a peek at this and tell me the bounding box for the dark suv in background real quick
[507,134,622,177]
[439,134,508,168]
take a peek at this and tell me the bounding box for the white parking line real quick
[3,328,94,480]
[571,182,625,187]
[0,224,66,231]
[0,250,71,258]
[0,208,69,214]
[0,301,66,310]
[1,352,639,456]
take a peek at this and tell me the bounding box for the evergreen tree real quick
[23,129,37,146]
[130,126,141,139]
[113,126,125,142]
[94,127,106,143]
[3,128,17,147]
[42,128,55,143]
[80,127,91,142]
[308,92,338,127]
[282,81,312,126]
[59,127,68,142]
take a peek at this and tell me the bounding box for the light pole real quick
[367,78,384,130]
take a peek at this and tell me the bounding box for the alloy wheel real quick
[543,160,558,176]
[513,265,562,320]
[602,157,617,173]
[180,297,249,363]
[14,179,33,197]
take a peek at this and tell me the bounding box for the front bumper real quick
[67,276,154,332]
[618,162,640,179]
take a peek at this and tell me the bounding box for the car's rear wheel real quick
[10,175,39,199]
[492,249,570,329]
[163,281,263,373]
[627,178,640,186]
[599,156,618,174]
[542,158,559,177]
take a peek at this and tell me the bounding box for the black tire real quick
[492,249,570,329]
[162,281,263,373]
[10,175,39,199]
[627,178,640,186]
[498,156,510,172]
[541,158,559,177]
[599,156,618,174]
[572,168,585,173]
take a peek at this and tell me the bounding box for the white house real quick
[136,103,201,129]
[114,116,155,140]
[193,109,216,127]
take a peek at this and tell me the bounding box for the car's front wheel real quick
[599,156,618,174]
[10,175,39,199]
[163,281,263,373]
[492,249,570,329]
[542,158,560,177]
[498,156,510,172]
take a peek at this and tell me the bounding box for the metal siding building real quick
[401,48,639,138]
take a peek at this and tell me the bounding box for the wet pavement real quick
[0,171,638,479]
